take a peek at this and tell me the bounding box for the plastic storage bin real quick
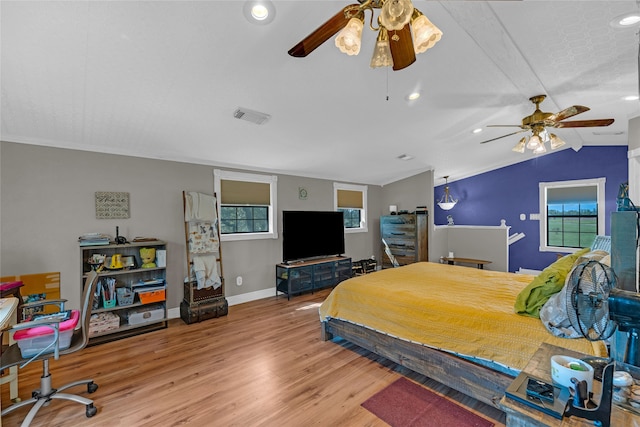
[13,310,79,357]
[116,287,135,306]
[137,288,165,304]
[126,303,164,325]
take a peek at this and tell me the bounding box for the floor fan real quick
[562,260,640,426]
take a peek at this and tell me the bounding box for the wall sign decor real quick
[95,191,130,219]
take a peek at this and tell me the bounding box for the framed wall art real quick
[95,191,130,219]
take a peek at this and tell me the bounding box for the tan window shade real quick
[337,189,363,209]
[221,180,270,205]
[547,186,597,204]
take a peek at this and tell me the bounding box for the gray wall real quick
[379,170,436,261]
[1,141,388,311]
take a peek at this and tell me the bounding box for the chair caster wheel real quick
[86,403,97,418]
[87,381,98,393]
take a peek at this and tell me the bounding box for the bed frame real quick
[321,318,514,408]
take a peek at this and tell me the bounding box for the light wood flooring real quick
[1,289,506,426]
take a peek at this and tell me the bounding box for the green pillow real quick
[514,248,590,318]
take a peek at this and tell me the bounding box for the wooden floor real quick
[1,289,506,426]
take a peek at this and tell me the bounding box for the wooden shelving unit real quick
[80,240,168,345]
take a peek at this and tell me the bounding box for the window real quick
[220,206,268,234]
[214,169,278,241]
[539,178,605,252]
[334,183,368,233]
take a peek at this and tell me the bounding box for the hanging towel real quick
[192,254,221,290]
[188,222,219,254]
[184,192,217,222]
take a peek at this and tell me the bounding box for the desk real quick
[500,343,640,426]
[441,257,492,269]
[0,297,19,426]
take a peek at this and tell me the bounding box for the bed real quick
[319,261,608,408]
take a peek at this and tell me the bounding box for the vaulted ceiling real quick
[2,1,639,186]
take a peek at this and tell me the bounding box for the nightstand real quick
[500,343,640,426]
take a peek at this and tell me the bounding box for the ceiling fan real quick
[288,0,442,71]
[479,95,615,154]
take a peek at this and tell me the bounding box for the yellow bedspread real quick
[319,262,607,372]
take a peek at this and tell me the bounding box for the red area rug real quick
[361,377,495,427]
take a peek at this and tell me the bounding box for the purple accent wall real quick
[434,146,628,272]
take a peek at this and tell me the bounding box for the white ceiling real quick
[2,1,639,186]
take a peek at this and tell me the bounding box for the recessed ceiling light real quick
[610,12,640,28]
[623,94,639,101]
[252,5,269,20]
[472,128,483,134]
[243,1,276,25]
[407,92,421,101]
[397,154,414,161]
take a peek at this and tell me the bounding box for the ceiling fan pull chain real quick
[386,67,390,101]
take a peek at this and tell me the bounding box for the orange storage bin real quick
[137,288,165,304]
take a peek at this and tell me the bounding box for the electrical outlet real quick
[236,276,243,286]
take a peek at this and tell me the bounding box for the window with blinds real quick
[334,183,368,232]
[214,170,278,241]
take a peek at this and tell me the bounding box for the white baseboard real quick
[167,287,277,319]
[226,287,277,306]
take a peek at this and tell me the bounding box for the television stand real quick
[276,256,352,300]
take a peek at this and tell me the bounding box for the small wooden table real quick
[441,257,492,269]
[500,343,640,426]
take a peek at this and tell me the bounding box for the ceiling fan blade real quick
[547,105,590,122]
[554,119,615,128]
[479,129,528,144]
[388,25,415,71]
[486,124,527,128]
[288,6,357,57]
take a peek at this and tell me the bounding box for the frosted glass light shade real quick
[380,0,414,30]
[412,14,442,54]
[438,201,456,211]
[335,17,364,55]
[370,29,393,68]
[549,133,566,149]
[533,143,547,154]
[512,137,526,153]
[526,134,541,150]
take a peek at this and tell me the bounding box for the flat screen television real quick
[282,211,345,263]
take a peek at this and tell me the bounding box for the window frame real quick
[333,182,368,234]
[538,177,605,253]
[214,169,278,242]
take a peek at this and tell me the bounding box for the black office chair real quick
[0,270,100,426]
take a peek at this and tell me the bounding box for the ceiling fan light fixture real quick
[512,137,526,153]
[549,133,566,150]
[411,11,442,54]
[370,28,393,68]
[380,0,414,31]
[533,143,547,154]
[335,17,364,56]
[539,128,550,143]
[526,134,541,150]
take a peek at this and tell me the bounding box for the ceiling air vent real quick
[233,107,271,125]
